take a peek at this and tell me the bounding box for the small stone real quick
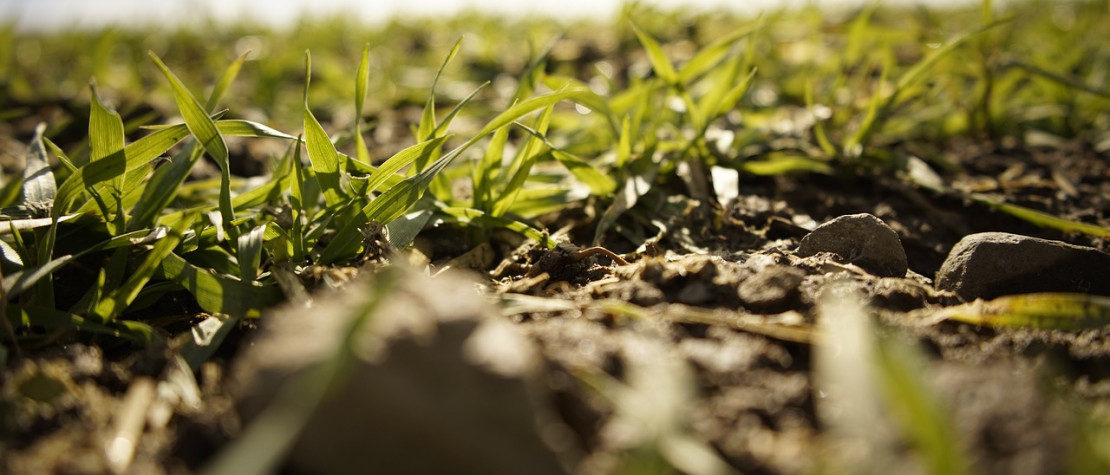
[936,232,1110,300]
[796,213,908,277]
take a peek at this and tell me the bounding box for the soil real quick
[3,86,1110,475]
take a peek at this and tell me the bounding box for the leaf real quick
[180,315,240,371]
[148,51,234,229]
[238,225,266,282]
[91,213,196,321]
[929,293,1110,330]
[6,305,155,344]
[148,52,229,167]
[970,193,1110,238]
[516,122,616,196]
[22,123,56,213]
[677,23,757,84]
[741,153,833,175]
[442,207,556,249]
[304,96,344,207]
[362,136,449,197]
[355,44,373,165]
[1,229,147,300]
[206,52,249,111]
[632,23,678,85]
[156,252,283,318]
[56,124,191,216]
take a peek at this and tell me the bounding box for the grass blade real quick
[971,193,1110,238]
[156,252,283,318]
[632,23,678,85]
[303,52,345,208]
[22,123,56,213]
[238,225,266,282]
[91,213,196,321]
[354,44,373,165]
[148,51,235,232]
[930,293,1110,330]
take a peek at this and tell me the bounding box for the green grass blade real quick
[91,213,196,321]
[302,52,345,208]
[516,122,616,196]
[361,136,448,197]
[417,39,462,142]
[217,119,299,140]
[1,228,147,301]
[238,225,266,282]
[677,23,757,84]
[148,53,229,166]
[148,51,234,231]
[55,124,191,215]
[472,125,510,211]
[971,193,1110,237]
[933,293,1110,330]
[206,52,248,111]
[442,207,556,249]
[355,44,372,165]
[157,252,282,318]
[289,135,307,263]
[874,337,971,475]
[492,106,554,217]
[632,23,678,85]
[22,123,56,212]
[6,305,155,344]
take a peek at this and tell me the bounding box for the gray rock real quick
[228,266,571,475]
[936,232,1110,300]
[796,213,908,277]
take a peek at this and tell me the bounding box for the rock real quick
[228,266,571,475]
[936,232,1110,300]
[796,213,908,277]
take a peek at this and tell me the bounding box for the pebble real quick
[796,213,909,277]
[936,232,1110,300]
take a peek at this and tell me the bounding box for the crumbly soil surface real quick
[3,99,1110,474]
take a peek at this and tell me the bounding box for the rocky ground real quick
[3,133,1109,474]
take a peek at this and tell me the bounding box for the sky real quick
[1,0,979,31]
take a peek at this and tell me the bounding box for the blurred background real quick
[3,0,978,31]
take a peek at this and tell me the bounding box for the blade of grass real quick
[6,305,155,344]
[156,252,282,318]
[515,122,616,196]
[354,44,373,165]
[90,213,196,322]
[632,23,678,86]
[929,292,1110,330]
[303,51,345,208]
[149,51,235,236]
[970,193,1110,237]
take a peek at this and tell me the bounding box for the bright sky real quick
[1,0,978,31]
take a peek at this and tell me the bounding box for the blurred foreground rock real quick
[230,266,571,475]
[936,232,1110,301]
